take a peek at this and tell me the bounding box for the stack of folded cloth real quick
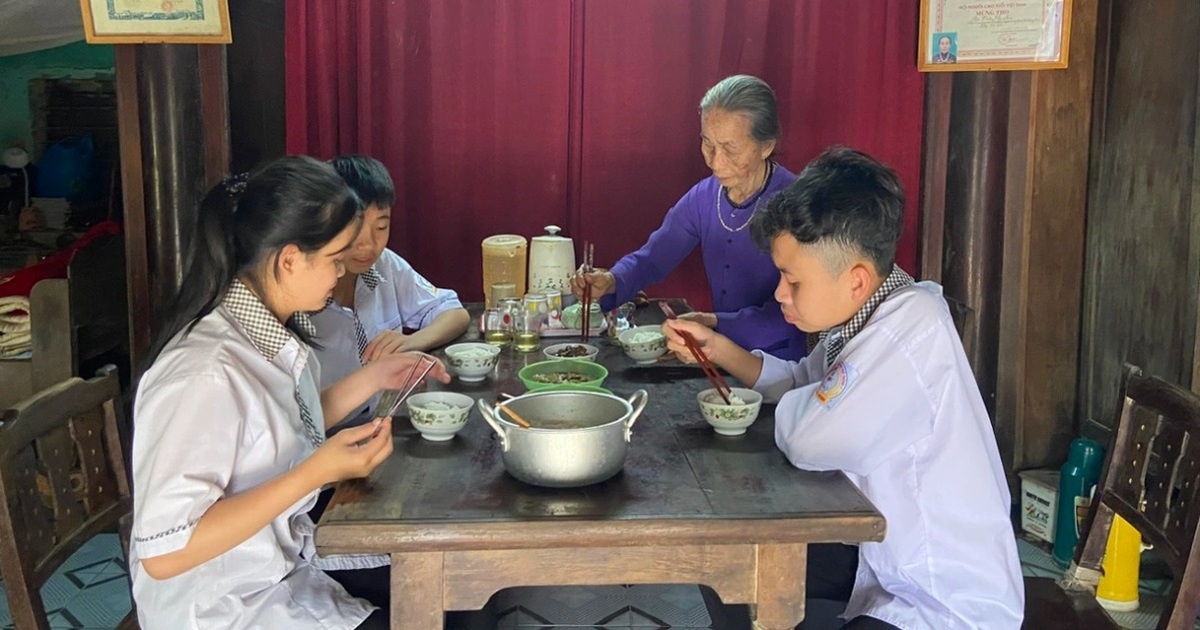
[0,296,31,357]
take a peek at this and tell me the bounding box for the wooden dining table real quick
[316,301,886,629]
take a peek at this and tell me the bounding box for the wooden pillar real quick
[115,45,229,374]
[995,0,1098,472]
[940,72,1012,420]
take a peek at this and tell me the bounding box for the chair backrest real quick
[0,366,130,630]
[1076,365,1200,629]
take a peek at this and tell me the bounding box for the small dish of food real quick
[405,391,474,441]
[618,325,668,364]
[517,359,608,391]
[696,387,763,436]
[542,342,600,362]
[444,342,502,382]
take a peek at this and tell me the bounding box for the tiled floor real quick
[0,534,1189,629]
[0,534,130,630]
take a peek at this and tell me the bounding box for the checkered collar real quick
[360,265,382,291]
[222,279,296,361]
[820,265,915,368]
[290,266,383,338]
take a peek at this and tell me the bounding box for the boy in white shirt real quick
[663,146,1024,629]
[296,155,470,429]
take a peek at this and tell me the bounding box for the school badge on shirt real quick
[815,361,859,409]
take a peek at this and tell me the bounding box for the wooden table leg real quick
[751,543,807,630]
[391,551,444,630]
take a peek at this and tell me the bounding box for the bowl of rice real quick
[405,391,474,441]
[444,342,502,382]
[617,325,668,364]
[696,387,762,436]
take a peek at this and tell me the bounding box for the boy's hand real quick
[570,269,615,302]
[309,417,394,483]
[362,330,418,362]
[662,318,721,364]
[369,351,451,392]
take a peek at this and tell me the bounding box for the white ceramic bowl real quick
[697,387,763,436]
[445,342,502,382]
[406,391,474,441]
[618,325,668,364]
[542,342,600,362]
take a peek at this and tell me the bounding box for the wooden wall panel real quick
[1078,0,1200,430]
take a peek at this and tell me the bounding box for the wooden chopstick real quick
[581,240,593,342]
[659,302,733,404]
[498,402,532,428]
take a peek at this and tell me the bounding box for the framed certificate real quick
[80,0,231,44]
[919,0,1071,72]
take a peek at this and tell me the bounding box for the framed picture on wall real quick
[918,0,1071,72]
[80,0,231,44]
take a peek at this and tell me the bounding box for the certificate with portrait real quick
[919,0,1071,72]
[81,0,231,44]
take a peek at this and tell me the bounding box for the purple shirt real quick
[604,164,807,359]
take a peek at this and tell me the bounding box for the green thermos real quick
[1052,438,1105,566]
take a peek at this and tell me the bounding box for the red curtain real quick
[287,1,924,308]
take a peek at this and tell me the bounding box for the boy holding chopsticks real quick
[662,146,1023,629]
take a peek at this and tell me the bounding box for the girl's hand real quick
[309,417,394,483]
[370,351,451,391]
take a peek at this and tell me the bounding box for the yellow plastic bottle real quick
[1095,514,1141,611]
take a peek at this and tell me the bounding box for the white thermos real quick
[527,225,576,296]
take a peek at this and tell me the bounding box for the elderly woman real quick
[572,74,806,359]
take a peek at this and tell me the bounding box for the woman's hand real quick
[570,269,616,301]
[309,418,394,483]
[369,351,451,392]
[661,318,720,364]
[361,330,416,363]
[677,311,717,329]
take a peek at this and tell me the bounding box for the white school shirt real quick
[300,248,463,421]
[130,281,383,630]
[754,281,1024,629]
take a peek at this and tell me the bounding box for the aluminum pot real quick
[476,389,649,488]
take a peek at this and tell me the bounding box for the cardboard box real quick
[1019,469,1059,544]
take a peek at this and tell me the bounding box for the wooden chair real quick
[0,366,136,630]
[1024,365,1200,629]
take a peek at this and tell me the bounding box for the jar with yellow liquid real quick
[482,235,527,308]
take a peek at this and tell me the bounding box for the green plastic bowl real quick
[532,383,613,395]
[518,359,609,391]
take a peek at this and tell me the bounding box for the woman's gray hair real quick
[699,75,781,144]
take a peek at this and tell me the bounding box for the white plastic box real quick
[1018,469,1059,544]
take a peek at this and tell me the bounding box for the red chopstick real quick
[659,302,732,404]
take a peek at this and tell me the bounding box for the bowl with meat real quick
[542,343,600,362]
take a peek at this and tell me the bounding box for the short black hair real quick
[750,146,904,273]
[330,154,395,208]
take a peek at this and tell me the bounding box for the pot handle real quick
[475,397,510,452]
[623,389,649,442]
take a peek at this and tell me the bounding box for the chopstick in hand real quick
[581,241,594,342]
[659,302,733,404]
